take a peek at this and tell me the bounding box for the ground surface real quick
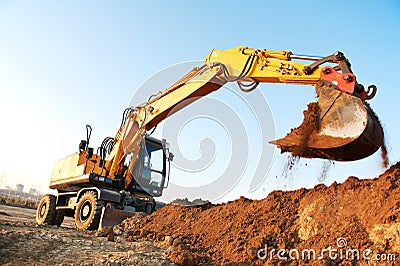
[1,163,400,265]
[0,205,174,266]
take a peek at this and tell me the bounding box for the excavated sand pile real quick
[114,162,400,265]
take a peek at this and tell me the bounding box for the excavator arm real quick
[103,46,383,188]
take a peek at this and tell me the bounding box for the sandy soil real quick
[0,205,174,266]
[115,163,400,265]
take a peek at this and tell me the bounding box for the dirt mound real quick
[170,198,211,207]
[116,162,400,265]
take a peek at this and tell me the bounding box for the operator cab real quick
[128,135,173,197]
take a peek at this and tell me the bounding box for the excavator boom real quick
[206,47,383,161]
[104,46,383,187]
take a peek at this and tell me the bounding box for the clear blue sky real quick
[0,1,399,202]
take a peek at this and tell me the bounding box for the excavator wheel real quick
[53,210,65,226]
[36,194,57,225]
[74,191,104,230]
[271,80,384,161]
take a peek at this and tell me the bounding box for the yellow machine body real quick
[49,152,104,190]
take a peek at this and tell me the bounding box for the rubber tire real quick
[36,194,57,225]
[145,203,153,215]
[145,199,156,215]
[74,191,104,230]
[53,210,65,226]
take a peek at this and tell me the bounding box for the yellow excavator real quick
[36,46,383,230]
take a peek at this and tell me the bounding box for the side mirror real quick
[168,152,174,162]
[79,140,87,152]
[162,138,174,161]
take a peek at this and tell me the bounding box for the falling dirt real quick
[290,102,320,157]
[280,103,321,188]
[365,101,389,169]
[282,155,299,190]
[280,102,320,186]
[114,162,400,265]
[381,143,389,169]
[282,155,299,176]
[279,102,320,179]
[317,160,332,183]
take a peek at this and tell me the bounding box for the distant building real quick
[16,184,24,192]
[29,188,38,195]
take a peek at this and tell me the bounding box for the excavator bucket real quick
[98,208,135,230]
[271,81,384,161]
